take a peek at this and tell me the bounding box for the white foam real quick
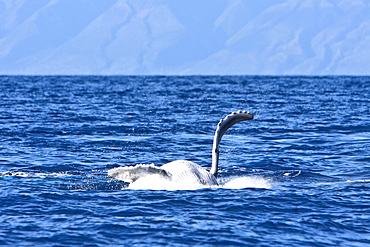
[121,174,272,191]
[345,179,370,183]
[0,171,70,178]
[221,176,272,189]
[315,178,370,187]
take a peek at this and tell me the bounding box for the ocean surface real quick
[0,75,369,246]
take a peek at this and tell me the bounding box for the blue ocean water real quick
[0,75,369,246]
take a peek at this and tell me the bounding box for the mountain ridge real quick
[0,0,369,75]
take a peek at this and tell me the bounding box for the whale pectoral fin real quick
[108,164,171,183]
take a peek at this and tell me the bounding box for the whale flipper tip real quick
[108,164,171,183]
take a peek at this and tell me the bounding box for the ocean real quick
[0,75,369,246]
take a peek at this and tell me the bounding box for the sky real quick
[0,0,370,75]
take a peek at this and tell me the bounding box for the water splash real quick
[109,168,272,191]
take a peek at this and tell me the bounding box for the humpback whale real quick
[108,110,254,189]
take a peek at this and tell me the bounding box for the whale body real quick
[108,110,254,189]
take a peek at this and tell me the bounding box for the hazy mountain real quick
[0,0,369,75]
